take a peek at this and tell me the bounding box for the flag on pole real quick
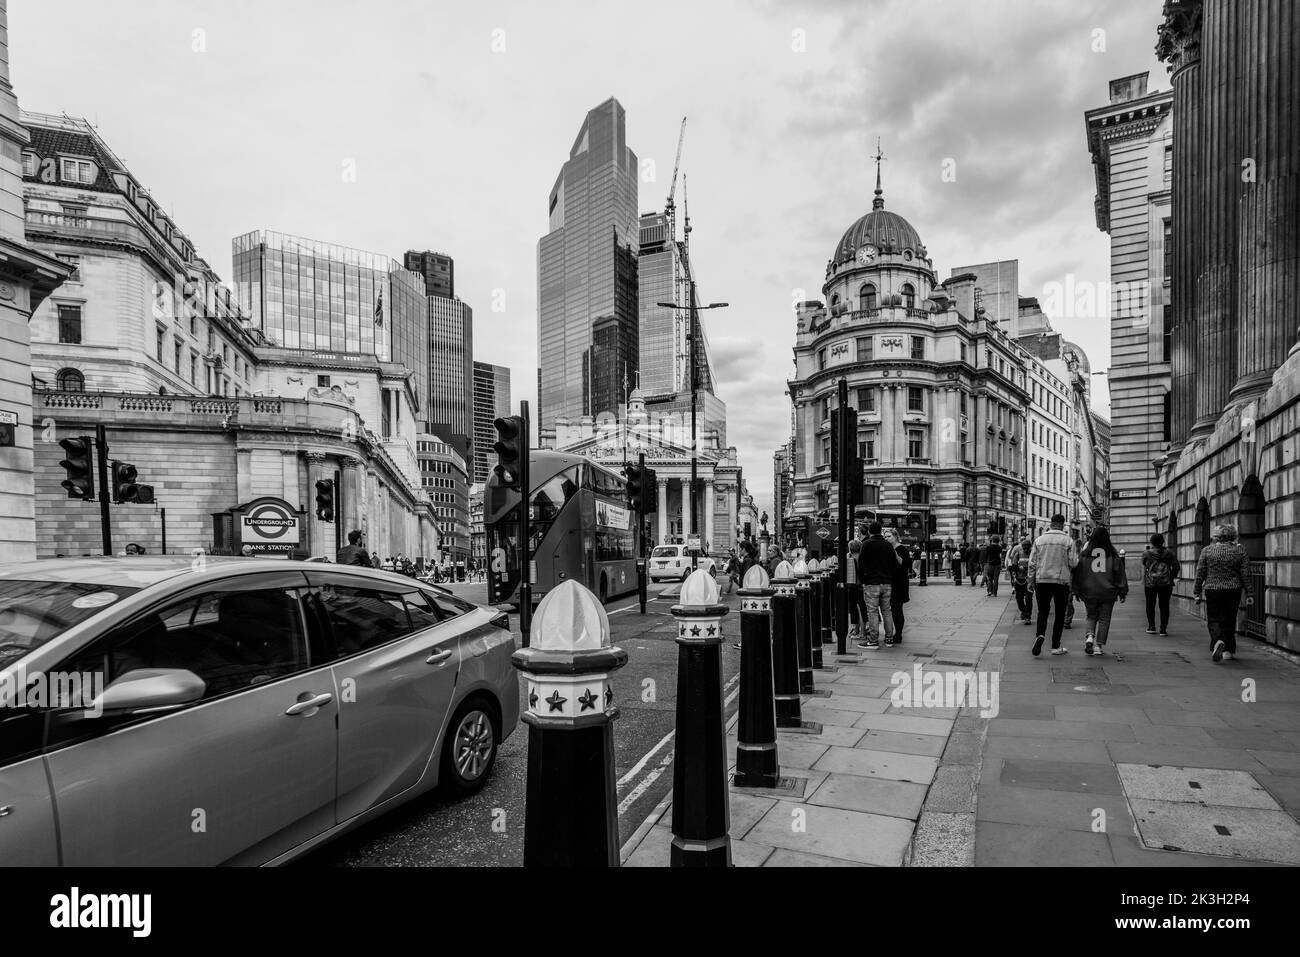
[374,289,384,327]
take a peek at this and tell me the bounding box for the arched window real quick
[56,368,84,392]
[901,283,916,310]
[860,283,877,311]
[907,483,930,506]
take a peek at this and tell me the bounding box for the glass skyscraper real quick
[537,97,639,437]
[427,294,473,463]
[637,212,717,398]
[472,361,511,484]
[231,229,429,422]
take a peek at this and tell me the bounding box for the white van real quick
[649,544,716,582]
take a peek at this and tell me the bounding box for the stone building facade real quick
[1155,0,1300,652]
[788,180,1030,546]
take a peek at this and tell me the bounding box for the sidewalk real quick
[621,579,1300,866]
[623,580,1008,866]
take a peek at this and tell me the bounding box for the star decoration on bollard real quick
[545,690,567,712]
[578,688,598,711]
[706,624,717,636]
[528,686,539,709]
[690,625,702,636]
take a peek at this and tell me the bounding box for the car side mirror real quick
[90,668,207,717]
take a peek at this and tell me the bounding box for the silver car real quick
[0,557,518,866]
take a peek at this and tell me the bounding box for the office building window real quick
[1163,391,1172,443]
[860,283,877,311]
[60,157,96,184]
[910,335,925,360]
[57,305,82,344]
[856,337,873,361]
[907,386,923,412]
[960,392,968,415]
[21,152,36,176]
[901,283,915,310]
[317,375,331,387]
[1163,306,1172,362]
[1163,219,1173,279]
[56,368,84,392]
[818,348,827,371]
[862,484,879,507]
[960,343,968,363]
[819,396,830,420]
[907,483,930,506]
[821,436,831,466]
[156,325,165,361]
[857,387,875,412]
[56,255,81,282]
[908,429,925,459]
[190,353,197,385]
[862,432,876,461]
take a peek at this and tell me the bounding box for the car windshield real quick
[0,580,141,667]
[650,546,678,558]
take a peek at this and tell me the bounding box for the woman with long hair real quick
[1072,525,1129,656]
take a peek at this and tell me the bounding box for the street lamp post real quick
[658,289,727,571]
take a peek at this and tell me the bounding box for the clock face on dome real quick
[855,245,878,265]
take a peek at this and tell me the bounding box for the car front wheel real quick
[440,696,500,796]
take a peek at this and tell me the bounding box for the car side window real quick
[67,587,306,701]
[315,585,414,656]
[402,590,442,629]
[429,590,473,620]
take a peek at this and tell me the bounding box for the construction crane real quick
[665,116,687,239]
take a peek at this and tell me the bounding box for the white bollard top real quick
[773,559,795,581]
[792,558,809,578]
[807,558,821,574]
[531,579,611,651]
[741,563,771,590]
[679,566,721,607]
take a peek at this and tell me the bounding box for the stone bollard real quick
[734,563,779,788]
[670,568,732,867]
[792,559,817,695]
[512,579,628,867]
[806,558,825,670]
[771,561,820,732]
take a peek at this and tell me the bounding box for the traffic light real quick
[111,460,146,503]
[58,436,96,500]
[846,456,864,509]
[492,415,525,490]
[315,478,335,522]
[624,463,644,512]
[642,467,658,514]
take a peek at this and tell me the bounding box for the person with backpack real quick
[1141,533,1181,636]
[1073,526,1129,657]
[1028,513,1078,656]
[980,535,1005,597]
[1193,524,1252,663]
[1009,537,1033,624]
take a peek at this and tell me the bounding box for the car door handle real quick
[426,649,453,665]
[284,692,333,715]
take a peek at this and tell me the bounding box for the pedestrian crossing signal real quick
[111,460,146,503]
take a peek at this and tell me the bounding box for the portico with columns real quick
[552,388,750,553]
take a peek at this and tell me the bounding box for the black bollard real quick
[670,568,732,867]
[770,562,815,730]
[807,558,825,669]
[512,580,628,867]
[793,559,816,694]
[734,564,779,789]
[819,565,835,646]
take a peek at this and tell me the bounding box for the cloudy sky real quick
[11,0,1166,516]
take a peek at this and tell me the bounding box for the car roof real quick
[0,556,443,590]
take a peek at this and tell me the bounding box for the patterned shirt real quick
[1193,542,1250,595]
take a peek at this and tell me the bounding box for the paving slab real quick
[1105,742,1271,774]
[814,745,939,784]
[977,782,1136,836]
[805,772,929,820]
[856,728,948,757]
[762,848,870,866]
[1126,799,1300,864]
[982,735,1112,764]
[997,758,1124,795]
[986,718,1138,741]
[974,821,1114,866]
[852,712,955,736]
[1115,764,1281,809]
[746,800,915,866]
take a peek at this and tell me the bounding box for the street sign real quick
[1111,489,1147,500]
[0,409,15,448]
[687,535,701,549]
[816,526,831,540]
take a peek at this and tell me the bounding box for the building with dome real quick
[787,167,1031,547]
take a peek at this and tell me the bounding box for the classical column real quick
[703,478,715,550]
[236,447,254,504]
[657,478,669,545]
[1159,0,1204,448]
[305,452,331,558]
[340,457,363,535]
[681,477,693,539]
[727,485,738,548]
[1231,0,1300,402]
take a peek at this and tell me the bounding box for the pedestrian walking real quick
[1193,524,1252,663]
[981,534,1005,597]
[1141,533,1181,636]
[952,540,966,585]
[854,522,899,650]
[1009,537,1033,624]
[1072,526,1129,657]
[964,542,982,586]
[336,530,371,566]
[884,529,911,643]
[721,548,739,595]
[1028,513,1079,656]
